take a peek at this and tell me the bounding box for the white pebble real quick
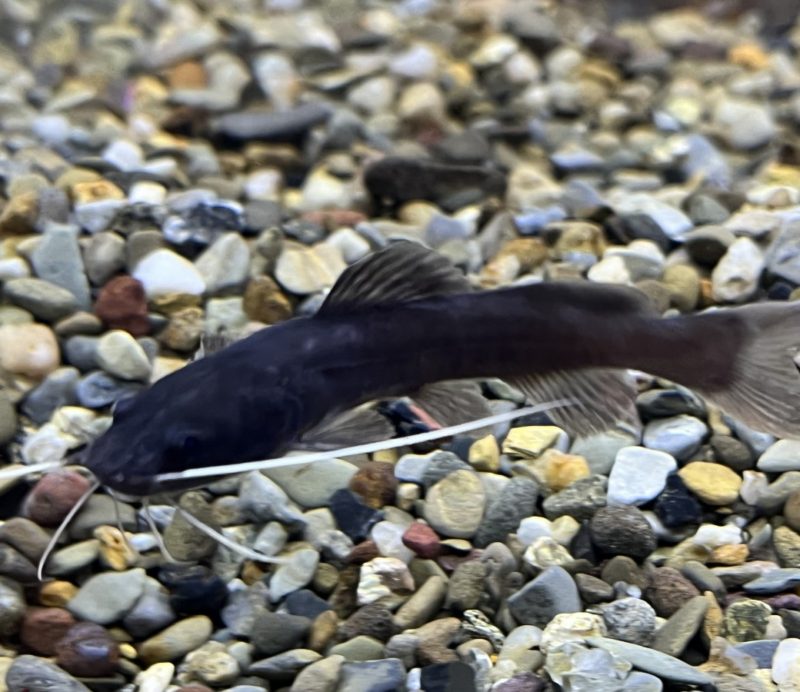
[608,446,677,506]
[691,523,743,550]
[772,638,800,687]
[132,248,206,298]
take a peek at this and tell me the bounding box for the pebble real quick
[132,248,206,298]
[250,611,310,656]
[5,655,91,692]
[653,473,703,528]
[475,476,538,547]
[139,615,214,665]
[508,566,581,628]
[543,474,608,521]
[652,595,709,657]
[600,597,657,646]
[135,662,175,692]
[95,329,152,381]
[607,446,676,506]
[0,323,60,378]
[758,439,800,473]
[711,237,764,303]
[274,242,346,295]
[195,233,251,295]
[337,658,407,692]
[0,577,25,637]
[590,505,656,560]
[773,638,800,690]
[678,461,742,506]
[55,621,119,677]
[645,567,701,618]
[266,458,358,508]
[22,367,80,424]
[423,469,486,539]
[713,97,776,150]
[3,277,78,321]
[67,567,147,625]
[94,276,150,336]
[290,654,344,692]
[23,469,92,527]
[642,415,707,461]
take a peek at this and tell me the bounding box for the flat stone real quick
[744,568,800,595]
[423,470,486,539]
[679,461,741,506]
[31,224,91,309]
[337,658,407,692]
[586,637,712,686]
[67,568,147,625]
[132,248,206,298]
[138,615,214,665]
[652,595,709,657]
[607,446,676,506]
[3,277,78,321]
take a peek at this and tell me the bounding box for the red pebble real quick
[55,622,119,677]
[347,540,380,564]
[94,275,150,336]
[23,470,92,527]
[402,522,441,559]
[20,607,76,656]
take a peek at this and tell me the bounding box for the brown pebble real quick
[242,276,293,324]
[23,470,92,527]
[645,566,702,618]
[308,609,339,652]
[347,540,380,564]
[339,603,396,642]
[20,607,76,656]
[94,276,150,336]
[301,209,367,230]
[55,622,120,677]
[402,522,441,559]
[349,461,398,509]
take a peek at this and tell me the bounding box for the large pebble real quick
[95,330,152,381]
[711,237,764,304]
[337,658,407,692]
[138,615,214,664]
[758,439,800,473]
[589,505,656,560]
[264,458,358,508]
[67,568,147,624]
[423,469,486,539]
[132,248,206,297]
[0,323,60,377]
[508,566,581,628]
[607,446,676,506]
[275,242,346,294]
[474,476,538,547]
[642,415,707,461]
[5,655,91,692]
[679,461,741,505]
[195,233,251,294]
[3,277,78,321]
[713,97,776,150]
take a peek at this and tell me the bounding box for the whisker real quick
[38,479,101,581]
[107,488,133,554]
[153,399,578,485]
[142,498,183,564]
[0,461,65,483]
[165,497,288,564]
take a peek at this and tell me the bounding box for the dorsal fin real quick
[318,241,471,314]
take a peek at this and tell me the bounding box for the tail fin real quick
[681,301,800,439]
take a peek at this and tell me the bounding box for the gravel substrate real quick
[3,1,800,691]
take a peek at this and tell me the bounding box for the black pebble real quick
[329,489,383,542]
[420,662,477,692]
[284,589,332,620]
[654,473,703,528]
[159,564,228,617]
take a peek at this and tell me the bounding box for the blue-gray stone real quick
[63,336,99,371]
[336,658,406,692]
[642,415,707,461]
[636,387,706,420]
[508,566,581,627]
[743,568,800,595]
[75,371,144,409]
[514,206,567,235]
[6,655,90,692]
[21,367,79,423]
[586,637,712,686]
[734,640,780,669]
[31,223,91,309]
[766,219,800,285]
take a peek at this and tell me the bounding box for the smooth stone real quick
[5,655,91,692]
[734,639,780,669]
[336,658,407,692]
[0,323,60,378]
[773,638,800,689]
[713,98,775,150]
[138,615,214,665]
[652,595,709,657]
[508,566,581,628]
[135,662,175,692]
[758,440,800,473]
[75,370,143,408]
[745,568,800,595]
[21,366,79,424]
[767,220,800,285]
[586,637,712,686]
[270,548,320,602]
[328,635,385,662]
[84,232,126,285]
[249,648,322,677]
[0,577,25,637]
[570,430,638,476]
[123,577,177,638]
[67,568,147,625]
[239,471,306,527]
[132,248,206,297]
[711,237,764,304]
[642,415,706,461]
[30,224,91,308]
[423,470,486,539]
[195,233,251,295]
[653,473,703,528]
[263,458,358,508]
[3,277,78,321]
[330,489,382,542]
[290,654,344,692]
[0,390,16,445]
[250,611,310,656]
[679,462,741,506]
[95,330,152,381]
[607,446,677,506]
[274,242,346,295]
[46,540,101,577]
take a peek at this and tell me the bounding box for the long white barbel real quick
[154,399,576,484]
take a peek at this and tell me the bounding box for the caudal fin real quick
[688,301,800,439]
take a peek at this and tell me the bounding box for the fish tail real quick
[659,301,800,438]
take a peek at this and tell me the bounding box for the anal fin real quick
[509,368,640,437]
[297,405,395,450]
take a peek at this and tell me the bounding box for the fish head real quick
[83,360,300,496]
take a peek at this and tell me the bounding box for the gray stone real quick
[713,98,775,150]
[195,233,251,295]
[31,223,91,308]
[6,655,90,692]
[336,658,406,692]
[744,568,800,595]
[542,474,607,521]
[508,566,581,627]
[67,568,147,625]
[586,637,712,686]
[84,231,126,285]
[734,639,780,669]
[766,219,800,284]
[652,595,709,657]
[264,458,358,509]
[239,471,306,527]
[711,237,764,304]
[758,440,800,473]
[250,611,310,656]
[0,390,18,445]
[474,476,538,547]
[600,597,657,646]
[249,648,322,677]
[75,371,144,409]
[63,336,99,371]
[329,636,385,661]
[21,367,80,424]
[3,277,79,321]
[642,415,707,461]
[123,577,177,638]
[0,577,25,637]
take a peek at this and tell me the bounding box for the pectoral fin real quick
[297,405,395,450]
[410,380,493,426]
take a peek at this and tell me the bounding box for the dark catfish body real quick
[85,242,800,496]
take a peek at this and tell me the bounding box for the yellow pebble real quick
[39,580,78,607]
[729,42,770,71]
[468,435,500,472]
[503,426,565,458]
[709,543,748,566]
[539,449,590,492]
[678,461,741,506]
